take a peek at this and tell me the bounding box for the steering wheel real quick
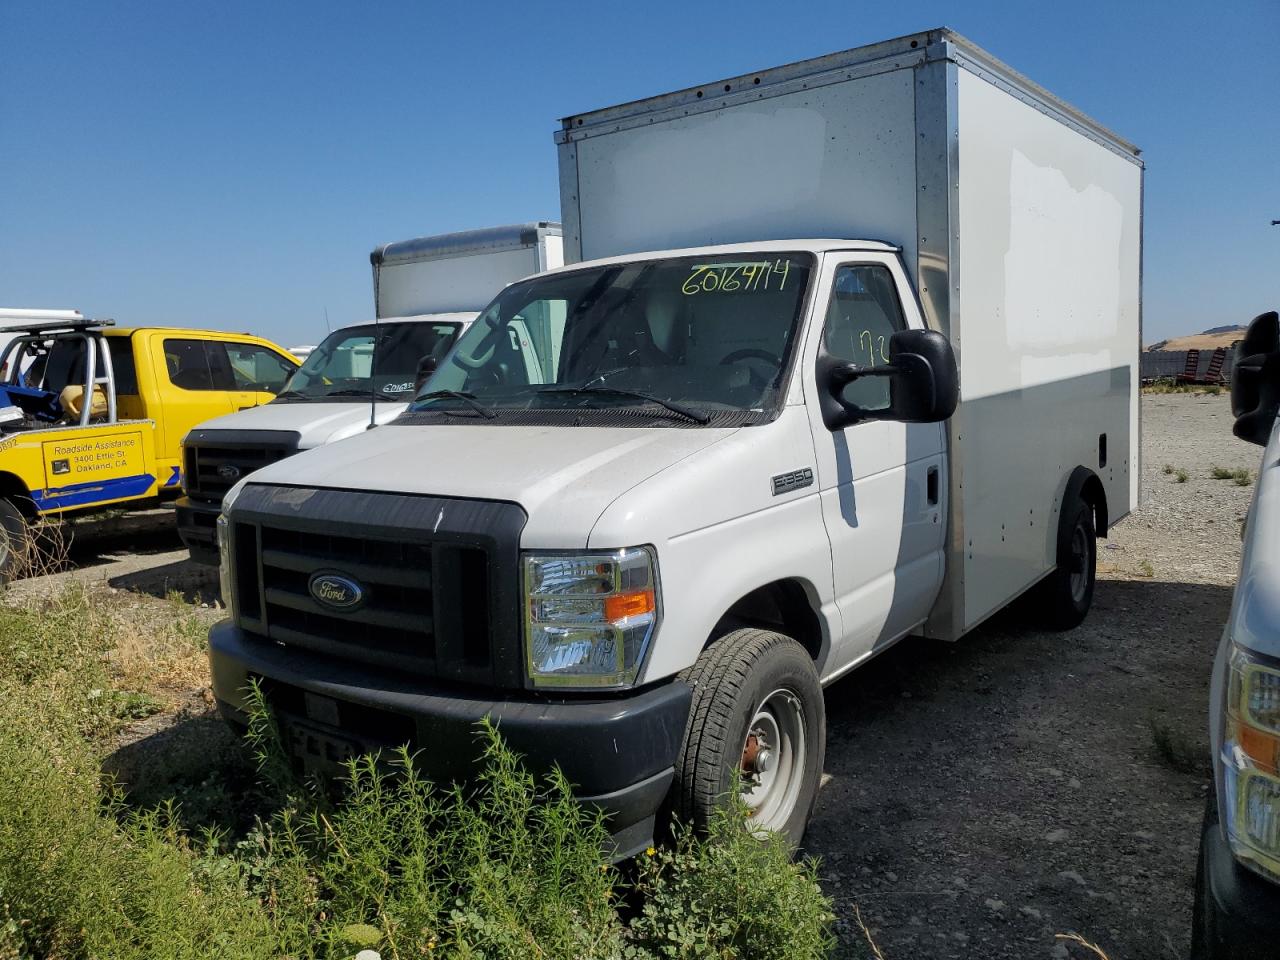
[719,349,781,391]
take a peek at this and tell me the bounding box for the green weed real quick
[1211,466,1252,485]
[0,586,838,960]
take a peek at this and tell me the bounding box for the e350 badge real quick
[771,467,814,496]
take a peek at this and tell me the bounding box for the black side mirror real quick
[817,328,959,431]
[1231,310,1280,446]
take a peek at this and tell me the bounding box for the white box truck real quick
[206,29,1142,856]
[175,222,563,562]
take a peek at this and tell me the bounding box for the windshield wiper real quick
[415,389,497,420]
[323,388,394,400]
[273,390,318,402]
[536,385,712,425]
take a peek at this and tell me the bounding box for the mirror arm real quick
[830,363,896,388]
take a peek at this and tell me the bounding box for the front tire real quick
[673,628,825,846]
[0,498,31,585]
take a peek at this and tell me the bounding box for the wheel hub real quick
[739,689,806,832]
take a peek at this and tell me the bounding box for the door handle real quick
[926,466,939,506]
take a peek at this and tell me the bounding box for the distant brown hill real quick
[1146,326,1245,352]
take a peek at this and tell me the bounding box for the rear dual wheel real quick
[673,628,825,846]
[1036,492,1097,631]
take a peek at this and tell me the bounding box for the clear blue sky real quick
[2,1,1276,347]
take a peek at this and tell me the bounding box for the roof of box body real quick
[370,222,563,267]
[557,27,1139,162]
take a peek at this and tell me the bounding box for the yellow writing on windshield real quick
[860,329,890,364]
[682,259,791,296]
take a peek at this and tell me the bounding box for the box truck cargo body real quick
[557,29,1142,640]
[175,223,562,562]
[373,222,564,319]
[207,30,1142,855]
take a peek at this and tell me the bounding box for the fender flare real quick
[1061,465,1109,540]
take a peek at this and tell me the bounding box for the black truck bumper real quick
[175,496,221,565]
[1195,795,1280,957]
[208,620,691,858]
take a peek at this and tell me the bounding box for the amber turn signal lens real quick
[603,589,655,622]
[1238,722,1280,775]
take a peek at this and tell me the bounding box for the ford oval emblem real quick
[308,572,365,611]
[217,463,241,481]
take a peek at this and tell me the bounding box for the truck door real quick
[149,337,238,485]
[217,340,297,410]
[805,253,946,671]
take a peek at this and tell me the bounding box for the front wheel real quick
[672,628,825,846]
[0,498,32,585]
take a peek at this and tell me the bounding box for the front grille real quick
[228,484,526,690]
[184,429,300,504]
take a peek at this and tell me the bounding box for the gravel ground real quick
[808,392,1256,960]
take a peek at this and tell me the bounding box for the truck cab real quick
[0,311,297,578]
[1193,310,1280,959]
[175,222,564,563]
[177,313,475,562]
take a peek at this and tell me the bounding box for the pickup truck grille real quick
[184,429,300,504]
[227,484,527,689]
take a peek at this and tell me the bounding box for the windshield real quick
[408,253,813,425]
[278,321,463,402]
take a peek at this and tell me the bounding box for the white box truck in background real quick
[207,30,1142,856]
[176,222,562,562]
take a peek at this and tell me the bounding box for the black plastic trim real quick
[175,496,220,564]
[228,484,527,689]
[209,619,690,849]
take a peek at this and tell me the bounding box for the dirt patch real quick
[809,393,1252,959]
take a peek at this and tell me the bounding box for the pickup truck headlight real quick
[1220,643,1280,881]
[523,547,660,689]
[217,514,233,610]
[215,480,244,613]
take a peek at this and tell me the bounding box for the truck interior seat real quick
[58,384,108,421]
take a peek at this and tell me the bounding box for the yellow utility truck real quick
[0,310,298,577]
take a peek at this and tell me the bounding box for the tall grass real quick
[0,586,836,960]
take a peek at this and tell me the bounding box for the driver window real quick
[822,264,907,412]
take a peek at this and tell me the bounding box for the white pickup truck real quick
[207,29,1142,856]
[176,222,562,562]
[1193,310,1280,959]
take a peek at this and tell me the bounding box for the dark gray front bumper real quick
[209,620,691,857]
[175,496,220,565]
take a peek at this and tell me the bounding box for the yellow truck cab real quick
[0,310,298,577]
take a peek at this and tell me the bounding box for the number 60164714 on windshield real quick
[681,259,792,296]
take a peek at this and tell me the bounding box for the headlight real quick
[217,514,234,611]
[1220,643,1280,881]
[523,547,660,689]
[216,480,246,613]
